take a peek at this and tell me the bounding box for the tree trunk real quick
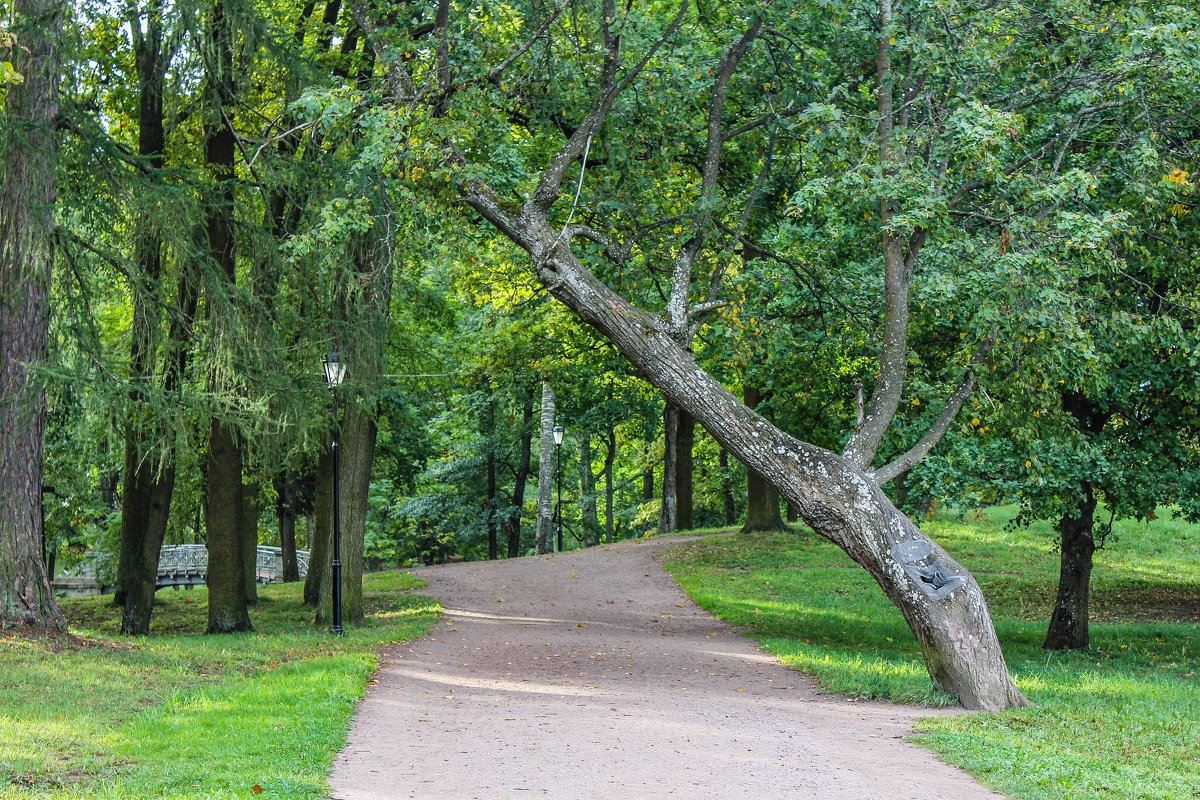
[114,0,175,631]
[318,404,376,625]
[603,425,616,544]
[535,382,556,555]
[1043,482,1097,650]
[460,188,1032,710]
[276,470,300,582]
[206,420,251,632]
[741,386,786,533]
[303,444,332,605]
[486,389,498,560]
[578,429,601,547]
[241,479,260,604]
[118,460,176,634]
[202,0,250,634]
[505,386,534,558]
[719,449,736,526]
[676,408,695,531]
[660,402,677,533]
[0,0,65,629]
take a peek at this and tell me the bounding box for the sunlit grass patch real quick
[0,573,438,799]
[663,509,1200,800]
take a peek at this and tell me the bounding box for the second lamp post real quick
[553,425,564,552]
[323,350,347,634]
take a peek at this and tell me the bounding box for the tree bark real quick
[741,386,786,533]
[486,389,498,560]
[114,0,175,630]
[118,457,176,634]
[676,408,695,531]
[535,382,556,554]
[241,479,260,604]
[202,0,250,634]
[505,386,534,558]
[0,0,65,629]
[276,469,300,582]
[303,443,332,605]
[660,402,677,533]
[1043,482,1097,650]
[459,185,1032,710]
[317,405,376,625]
[603,425,616,543]
[206,419,250,632]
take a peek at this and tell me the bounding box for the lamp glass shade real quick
[552,425,564,445]
[323,351,347,387]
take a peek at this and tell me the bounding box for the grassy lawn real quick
[663,506,1200,800]
[0,573,438,799]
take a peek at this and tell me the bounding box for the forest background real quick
[1,0,1198,709]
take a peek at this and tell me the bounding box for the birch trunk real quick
[535,382,556,554]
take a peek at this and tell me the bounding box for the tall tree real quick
[535,381,555,554]
[349,0,1033,709]
[202,0,251,634]
[112,0,192,635]
[0,0,65,629]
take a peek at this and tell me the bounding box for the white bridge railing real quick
[156,545,310,588]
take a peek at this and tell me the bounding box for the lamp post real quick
[322,351,347,634]
[553,425,564,552]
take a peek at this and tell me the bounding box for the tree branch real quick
[871,330,998,485]
[665,17,761,339]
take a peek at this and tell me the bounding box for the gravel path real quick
[329,536,1005,799]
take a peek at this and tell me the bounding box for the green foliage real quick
[0,573,437,798]
[663,508,1200,799]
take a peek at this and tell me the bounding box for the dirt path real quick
[329,536,1005,799]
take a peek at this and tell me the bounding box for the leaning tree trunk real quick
[535,382,556,554]
[1043,481,1097,650]
[0,0,65,629]
[462,189,1032,711]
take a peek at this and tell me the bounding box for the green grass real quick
[662,506,1200,800]
[0,573,439,799]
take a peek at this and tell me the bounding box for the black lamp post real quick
[323,350,347,634]
[553,425,564,552]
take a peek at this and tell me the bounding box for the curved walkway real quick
[329,536,1004,799]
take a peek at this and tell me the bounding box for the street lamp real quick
[322,350,347,635]
[553,425,564,552]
